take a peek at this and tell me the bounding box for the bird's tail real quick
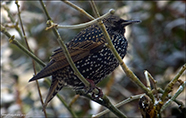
[29,60,56,82]
[43,77,65,109]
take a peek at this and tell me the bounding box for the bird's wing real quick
[29,40,105,81]
[51,40,105,70]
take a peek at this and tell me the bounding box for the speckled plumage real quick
[29,15,139,107]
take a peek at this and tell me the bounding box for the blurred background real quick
[1,1,185,117]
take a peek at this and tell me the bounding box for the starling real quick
[29,15,140,107]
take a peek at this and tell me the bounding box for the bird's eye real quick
[117,19,125,24]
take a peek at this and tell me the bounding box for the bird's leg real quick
[84,78,103,99]
[92,87,103,100]
[84,78,95,93]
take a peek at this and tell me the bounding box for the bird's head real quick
[103,15,140,35]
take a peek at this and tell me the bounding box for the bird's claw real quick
[92,87,103,100]
[84,78,103,99]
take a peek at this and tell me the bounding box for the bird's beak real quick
[122,20,141,26]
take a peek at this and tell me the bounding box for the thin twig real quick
[92,94,144,118]
[161,81,186,112]
[157,88,184,108]
[55,9,115,29]
[39,0,52,20]
[76,90,127,118]
[1,25,46,67]
[62,0,95,20]
[2,4,24,39]
[146,70,160,101]
[15,1,47,117]
[68,95,80,108]
[90,0,100,18]
[15,1,30,50]
[144,70,151,90]
[2,4,14,23]
[161,63,186,102]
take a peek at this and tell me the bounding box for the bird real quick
[29,15,140,108]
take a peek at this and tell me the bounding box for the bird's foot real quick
[92,87,103,100]
[84,78,103,99]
